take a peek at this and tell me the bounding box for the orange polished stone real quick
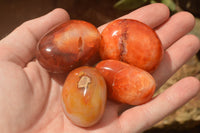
[96,60,156,105]
[62,66,107,127]
[36,20,101,73]
[100,19,163,72]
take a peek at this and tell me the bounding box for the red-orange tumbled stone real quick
[96,60,156,105]
[62,66,107,127]
[100,19,163,72]
[36,20,101,73]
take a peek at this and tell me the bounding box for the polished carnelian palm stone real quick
[100,19,163,72]
[36,20,101,73]
[96,60,156,105]
[62,66,107,127]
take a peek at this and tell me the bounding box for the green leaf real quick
[114,0,148,11]
[150,0,158,4]
[161,0,176,12]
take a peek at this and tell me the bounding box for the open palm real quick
[0,4,199,133]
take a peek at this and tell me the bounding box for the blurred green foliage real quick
[114,0,176,12]
[114,0,200,16]
[160,0,176,11]
[114,0,148,10]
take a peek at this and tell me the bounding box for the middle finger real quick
[155,11,195,50]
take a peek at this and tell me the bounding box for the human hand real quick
[0,3,199,133]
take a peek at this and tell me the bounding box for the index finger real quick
[98,3,170,32]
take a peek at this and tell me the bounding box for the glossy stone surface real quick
[62,66,107,127]
[96,60,156,105]
[100,19,163,72]
[36,20,101,73]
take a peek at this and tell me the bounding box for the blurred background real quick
[0,0,200,132]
